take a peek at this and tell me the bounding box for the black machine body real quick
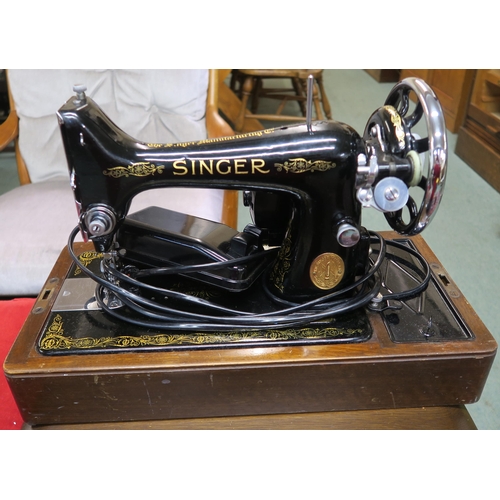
[57,77,447,330]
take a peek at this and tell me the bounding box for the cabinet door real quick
[456,69,500,193]
[400,69,474,133]
[400,69,431,82]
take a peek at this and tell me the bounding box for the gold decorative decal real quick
[74,251,103,276]
[310,253,344,290]
[172,158,269,176]
[146,129,275,149]
[147,143,173,148]
[269,234,293,292]
[275,158,336,174]
[39,319,364,352]
[103,162,165,178]
[383,106,406,149]
[198,129,275,145]
[39,314,72,350]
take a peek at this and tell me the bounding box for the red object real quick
[0,298,36,430]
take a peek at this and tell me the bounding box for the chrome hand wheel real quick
[382,77,447,235]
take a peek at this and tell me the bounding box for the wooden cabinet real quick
[364,69,400,83]
[400,69,475,133]
[455,70,500,193]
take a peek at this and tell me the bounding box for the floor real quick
[1,70,498,429]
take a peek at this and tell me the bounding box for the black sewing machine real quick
[7,76,498,427]
[52,77,448,349]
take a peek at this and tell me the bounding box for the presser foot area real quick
[35,239,473,356]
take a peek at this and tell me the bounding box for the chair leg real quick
[250,77,263,114]
[235,75,255,132]
[316,75,332,119]
[230,71,238,92]
[230,70,245,97]
[292,77,307,116]
[312,82,324,120]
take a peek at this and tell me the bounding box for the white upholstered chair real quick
[0,69,237,296]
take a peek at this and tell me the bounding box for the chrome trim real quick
[386,77,448,235]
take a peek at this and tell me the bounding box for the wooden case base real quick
[4,233,497,427]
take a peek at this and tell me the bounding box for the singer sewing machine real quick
[51,78,446,334]
[4,77,496,428]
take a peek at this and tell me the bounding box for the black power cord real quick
[67,226,430,332]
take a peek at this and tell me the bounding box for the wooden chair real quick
[206,70,238,228]
[231,69,332,132]
[0,69,237,224]
[0,69,238,296]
